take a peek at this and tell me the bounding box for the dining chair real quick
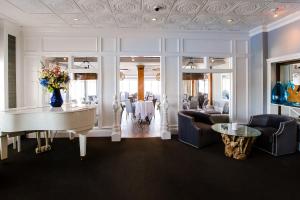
[124,99,135,120]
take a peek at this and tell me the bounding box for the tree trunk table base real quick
[221,134,257,160]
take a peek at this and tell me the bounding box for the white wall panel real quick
[120,37,161,53]
[23,56,41,106]
[183,39,232,54]
[101,56,115,127]
[165,56,179,126]
[24,37,41,52]
[236,40,248,55]
[236,57,248,123]
[165,38,179,53]
[101,37,116,52]
[42,37,98,52]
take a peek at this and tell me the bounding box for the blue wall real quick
[250,19,300,115]
[250,32,268,115]
[268,19,300,58]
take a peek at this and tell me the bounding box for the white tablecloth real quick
[135,101,155,120]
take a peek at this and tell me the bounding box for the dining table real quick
[134,100,155,123]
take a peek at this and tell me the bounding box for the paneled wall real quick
[268,19,300,58]
[0,20,22,110]
[22,29,249,135]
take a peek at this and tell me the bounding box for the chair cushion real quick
[253,127,277,152]
[194,122,211,131]
[253,127,277,136]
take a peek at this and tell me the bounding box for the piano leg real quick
[35,132,42,154]
[79,134,86,160]
[17,136,21,152]
[0,135,8,160]
[68,131,74,140]
[13,137,16,149]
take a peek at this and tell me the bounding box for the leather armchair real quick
[178,110,229,148]
[248,114,298,156]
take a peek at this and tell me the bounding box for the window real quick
[221,74,231,100]
[209,57,231,69]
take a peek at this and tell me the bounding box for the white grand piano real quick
[0,104,96,160]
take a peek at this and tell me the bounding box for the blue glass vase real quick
[271,82,286,104]
[50,89,63,107]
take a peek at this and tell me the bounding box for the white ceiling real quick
[0,0,300,31]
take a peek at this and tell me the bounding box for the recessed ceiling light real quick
[152,18,157,21]
[227,19,233,23]
[73,18,79,21]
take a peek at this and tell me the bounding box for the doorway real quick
[181,56,233,118]
[119,56,161,138]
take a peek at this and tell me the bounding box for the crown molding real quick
[249,11,300,37]
[249,26,268,37]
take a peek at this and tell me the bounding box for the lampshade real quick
[293,73,300,85]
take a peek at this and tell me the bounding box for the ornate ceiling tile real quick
[192,14,218,25]
[233,1,272,16]
[2,0,300,31]
[41,0,81,13]
[90,14,115,25]
[108,0,141,14]
[203,0,238,15]
[75,0,110,15]
[172,0,207,15]
[167,14,192,25]
[115,13,141,26]
[7,0,52,14]
[241,15,268,27]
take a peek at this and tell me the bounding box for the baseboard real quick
[169,124,178,133]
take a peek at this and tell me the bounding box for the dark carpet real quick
[1,137,300,200]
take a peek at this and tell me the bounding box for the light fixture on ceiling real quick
[152,18,157,21]
[120,72,126,81]
[156,73,160,81]
[227,19,233,23]
[73,18,79,21]
[81,57,91,69]
[131,57,135,62]
[186,57,196,69]
[272,8,279,18]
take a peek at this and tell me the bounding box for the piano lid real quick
[1,104,96,114]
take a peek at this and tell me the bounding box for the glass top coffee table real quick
[211,123,261,160]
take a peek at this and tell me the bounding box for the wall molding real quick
[249,11,300,37]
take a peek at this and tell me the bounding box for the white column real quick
[160,94,171,140]
[112,94,121,142]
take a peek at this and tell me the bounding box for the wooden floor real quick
[121,109,161,138]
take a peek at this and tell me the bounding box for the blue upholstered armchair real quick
[178,110,229,148]
[248,114,298,156]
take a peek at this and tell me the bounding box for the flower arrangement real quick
[39,62,70,92]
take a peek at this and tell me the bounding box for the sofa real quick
[248,114,298,156]
[178,110,229,148]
